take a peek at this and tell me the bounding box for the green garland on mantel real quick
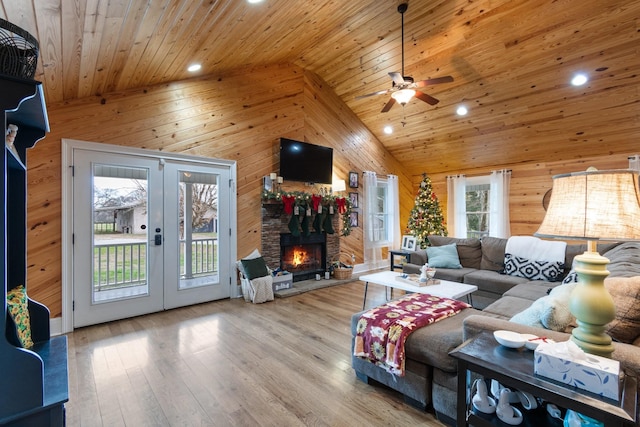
[261,189,354,236]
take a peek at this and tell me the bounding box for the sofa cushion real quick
[503,254,564,282]
[503,282,556,301]
[404,308,480,372]
[482,295,535,319]
[462,269,528,296]
[428,236,482,269]
[605,276,640,343]
[435,267,476,283]
[604,242,640,278]
[480,237,507,271]
[426,244,462,269]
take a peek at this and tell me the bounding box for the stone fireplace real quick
[261,201,340,281]
[280,233,326,281]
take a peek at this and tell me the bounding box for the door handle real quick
[154,234,162,245]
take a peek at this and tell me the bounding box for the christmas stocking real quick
[282,195,296,214]
[288,211,301,236]
[323,206,335,234]
[313,210,325,234]
[301,209,311,237]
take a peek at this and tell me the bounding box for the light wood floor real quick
[65,281,446,426]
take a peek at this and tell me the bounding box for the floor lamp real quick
[535,168,640,358]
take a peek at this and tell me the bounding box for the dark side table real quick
[449,331,637,427]
[389,249,411,271]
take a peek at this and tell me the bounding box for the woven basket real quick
[0,18,39,79]
[331,252,354,280]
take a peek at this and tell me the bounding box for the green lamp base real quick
[570,249,616,358]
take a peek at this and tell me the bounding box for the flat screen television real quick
[279,138,333,184]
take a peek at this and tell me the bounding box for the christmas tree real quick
[406,173,447,248]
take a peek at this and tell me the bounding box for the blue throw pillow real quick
[426,243,462,269]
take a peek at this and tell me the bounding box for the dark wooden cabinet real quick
[1,74,68,426]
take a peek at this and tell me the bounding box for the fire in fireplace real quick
[280,233,326,282]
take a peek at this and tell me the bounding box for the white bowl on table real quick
[493,330,525,349]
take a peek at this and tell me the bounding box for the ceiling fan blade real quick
[414,76,454,88]
[355,89,390,99]
[381,97,396,112]
[388,72,405,85]
[415,91,439,105]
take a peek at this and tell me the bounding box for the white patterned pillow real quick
[503,253,564,282]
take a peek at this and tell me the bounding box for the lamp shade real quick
[332,179,346,192]
[535,169,640,241]
[391,89,416,105]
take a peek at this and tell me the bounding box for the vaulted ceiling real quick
[2,0,639,176]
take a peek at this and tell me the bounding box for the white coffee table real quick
[358,270,478,310]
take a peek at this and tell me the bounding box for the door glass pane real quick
[92,164,149,303]
[178,171,219,290]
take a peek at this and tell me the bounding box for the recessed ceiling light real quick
[456,105,468,116]
[571,73,588,86]
[383,125,393,134]
[187,64,202,72]
[247,0,264,3]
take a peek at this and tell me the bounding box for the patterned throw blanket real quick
[354,293,470,376]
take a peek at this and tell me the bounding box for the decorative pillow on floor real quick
[236,249,261,275]
[240,256,270,280]
[6,284,34,349]
[503,253,564,282]
[426,243,462,269]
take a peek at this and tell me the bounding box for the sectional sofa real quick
[350,236,640,425]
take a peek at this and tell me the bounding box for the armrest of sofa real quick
[462,315,640,377]
[407,249,427,266]
[462,315,570,343]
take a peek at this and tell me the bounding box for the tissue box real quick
[534,344,621,401]
[272,274,292,292]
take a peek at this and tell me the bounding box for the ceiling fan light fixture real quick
[391,89,415,105]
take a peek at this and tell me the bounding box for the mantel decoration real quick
[262,189,353,236]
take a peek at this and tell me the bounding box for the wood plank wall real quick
[419,153,637,238]
[24,63,413,318]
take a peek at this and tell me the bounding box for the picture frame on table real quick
[349,171,358,188]
[349,192,359,208]
[401,235,417,251]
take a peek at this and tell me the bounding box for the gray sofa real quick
[350,237,640,425]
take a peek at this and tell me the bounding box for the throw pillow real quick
[562,270,578,284]
[236,249,261,275]
[604,276,640,344]
[428,236,482,269]
[426,243,462,269]
[240,256,270,280]
[479,237,507,271]
[510,283,576,332]
[6,285,34,349]
[503,253,564,282]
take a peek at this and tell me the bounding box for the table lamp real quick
[535,168,640,357]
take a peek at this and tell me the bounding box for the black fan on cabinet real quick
[356,3,453,113]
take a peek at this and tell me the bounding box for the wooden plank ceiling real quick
[1,0,638,176]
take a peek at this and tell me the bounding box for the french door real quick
[70,144,235,328]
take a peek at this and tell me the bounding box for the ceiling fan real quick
[356,2,454,113]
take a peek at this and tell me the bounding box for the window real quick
[465,179,490,239]
[447,171,510,239]
[368,178,390,244]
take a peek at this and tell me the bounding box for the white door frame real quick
[61,139,238,334]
